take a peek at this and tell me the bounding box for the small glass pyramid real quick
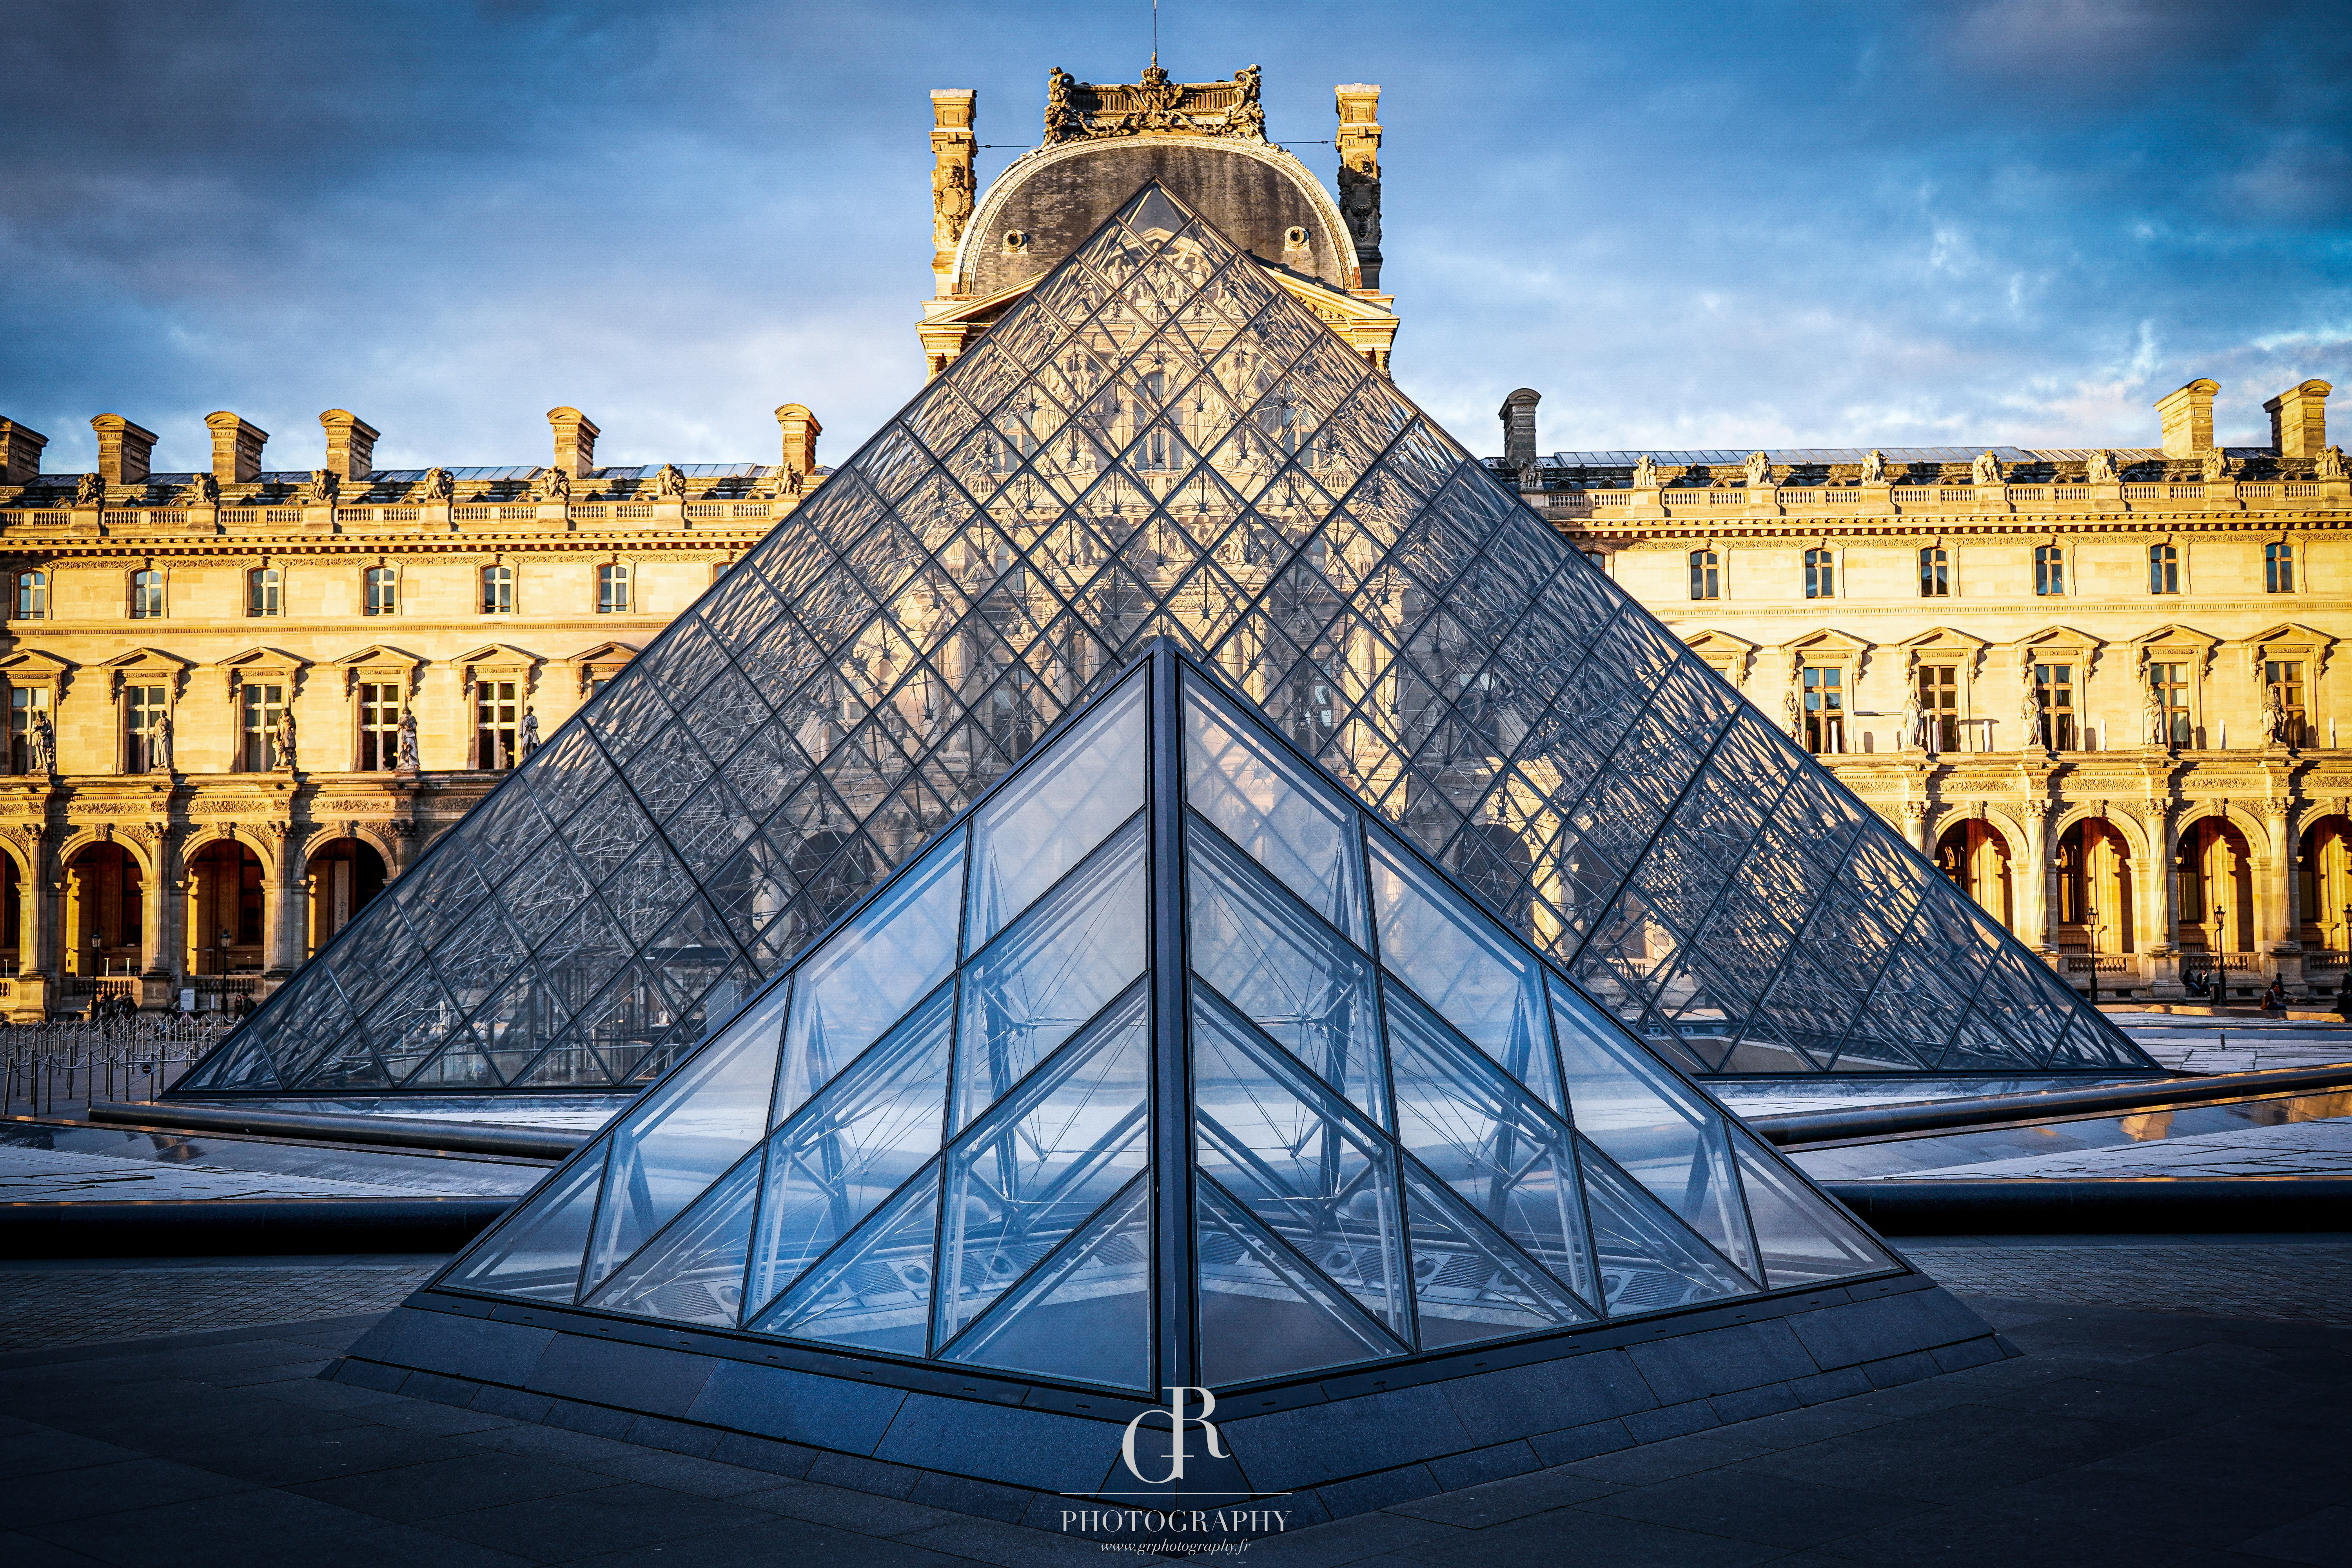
[430,648,1904,1393]
[176,180,2153,1101]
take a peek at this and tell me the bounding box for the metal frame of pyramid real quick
[330,641,2010,1515]
[172,181,2153,1107]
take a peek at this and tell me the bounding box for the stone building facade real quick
[1498,379,2352,1001]
[0,404,826,1018]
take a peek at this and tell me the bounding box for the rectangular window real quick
[2266,542,2294,593]
[246,567,280,617]
[129,570,163,619]
[1802,665,1844,753]
[124,685,166,774]
[482,564,514,614]
[358,682,402,771]
[239,682,285,772]
[2034,663,2076,750]
[1688,550,1719,601]
[14,570,46,619]
[476,680,520,769]
[1918,665,1959,752]
[8,687,49,775]
[1918,546,1949,598]
[363,566,397,616]
[1802,548,1833,599]
[2033,545,2064,596]
[2149,543,2179,594]
[2149,662,2191,747]
[597,563,630,613]
[2265,660,2306,746]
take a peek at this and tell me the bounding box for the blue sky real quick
[4,0,2345,474]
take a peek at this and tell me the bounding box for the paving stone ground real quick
[0,1258,444,1350]
[0,1245,2345,1566]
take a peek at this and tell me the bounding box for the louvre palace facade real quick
[0,401,828,1020]
[1492,381,2352,1001]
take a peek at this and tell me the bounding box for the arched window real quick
[2033,545,2065,596]
[481,563,514,614]
[1802,548,1833,599]
[363,566,396,616]
[245,566,281,617]
[2148,543,2179,594]
[1918,546,1949,597]
[1688,550,1719,601]
[13,570,46,620]
[130,569,164,620]
[597,563,630,613]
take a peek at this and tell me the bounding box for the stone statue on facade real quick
[1227,65,1267,140]
[2145,679,2170,747]
[75,473,103,506]
[1860,450,1886,483]
[1744,451,1772,489]
[396,708,419,770]
[519,710,541,760]
[2020,672,2043,752]
[1972,450,2001,486]
[1044,67,1078,143]
[273,710,297,771]
[2087,449,2116,482]
[2319,445,2347,480]
[536,466,570,504]
[181,473,218,506]
[303,469,339,506]
[764,465,804,500]
[149,713,173,773]
[420,467,453,501]
[654,463,686,501]
[1632,454,1659,488]
[1902,689,1925,752]
[27,711,53,775]
[1782,686,1803,743]
[2264,688,2292,745]
[2201,447,2231,482]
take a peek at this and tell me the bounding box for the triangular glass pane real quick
[1728,1126,1899,1289]
[1383,985,1597,1304]
[1369,833,1564,1112]
[744,983,955,1321]
[1187,820,1385,1124]
[966,670,1147,949]
[940,1174,1152,1391]
[1547,977,1756,1278]
[773,827,965,1126]
[1182,673,1367,944]
[1197,1178,1405,1386]
[1577,1140,1754,1312]
[586,1147,762,1326]
[581,979,790,1294]
[441,1137,609,1303]
[750,1162,940,1354]
[954,815,1148,1130]
[935,985,1147,1345]
[1400,1156,1594,1348]
[1192,988,1407,1335]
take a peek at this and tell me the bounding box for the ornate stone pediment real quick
[1043,62,1266,145]
[333,643,425,700]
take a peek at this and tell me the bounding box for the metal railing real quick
[0,1016,231,1117]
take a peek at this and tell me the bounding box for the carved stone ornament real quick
[654,463,686,501]
[2318,445,2346,481]
[1860,449,1886,483]
[420,467,454,501]
[2202,447,2232,482]
[181,472,218,506]
[1043,60,1269,145]
[1337,161,1380,250]
[1632,454,1659,489]
[931,157,973,249]
[537,466,571,504]
[1744,451,1772,489]
[75,473,103,506]
[2087,449,2116,482]
[2144,679,2169,746]
[303,469,339,505]
[1973,450,2001,486]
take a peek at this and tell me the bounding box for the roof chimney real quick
[776,404,822,476]
[548,407,600,478]
[205,412,269,483]
[2264,379,2330,461]
[319,410,379,482]
[0,419,48,486]
[90,414,158,484]
[2153,379,2218,458]
[1334,84,1383,290]
[1499,388,1540,471]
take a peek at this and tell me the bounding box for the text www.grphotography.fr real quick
[1056,1387,1291,1551]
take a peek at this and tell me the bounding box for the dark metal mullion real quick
[1146,643,1195,1400]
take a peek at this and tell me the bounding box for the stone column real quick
[2020,801,2054,953]
[262,832,302,985]
[2266,803,2304,996]
[138,829,172,1009]
[1902,802,1931,857]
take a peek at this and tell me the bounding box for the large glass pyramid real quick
[175,181,2151,1098]
[427,647,1907,1393]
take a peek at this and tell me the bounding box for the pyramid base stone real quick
[327,1277,2009,1530]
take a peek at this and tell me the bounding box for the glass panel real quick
[774,828,965,1126]
[1728,1126,1896,1288]
[441,1138,608,1303]
[1577,1140,1752,1314]
[965,673,1146,949]
[939,1174,1151,1391]
[1183,676,1366,943]
[750,1161,940,1354]
[1369,835,1563,1112]
[1399,1156,1593,1348]
[742,984,955,1322]
[1191,987,1406,1335]
[955,816,1147,1130]
[935,985,1147,1345]
[583,983,790,1294]
[1548,978,1755,1278]
[1383,986,1596,1303]
[1196,1179,1404,1387]
[586,1149,762,1325]
[1187,820,1385,1124]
